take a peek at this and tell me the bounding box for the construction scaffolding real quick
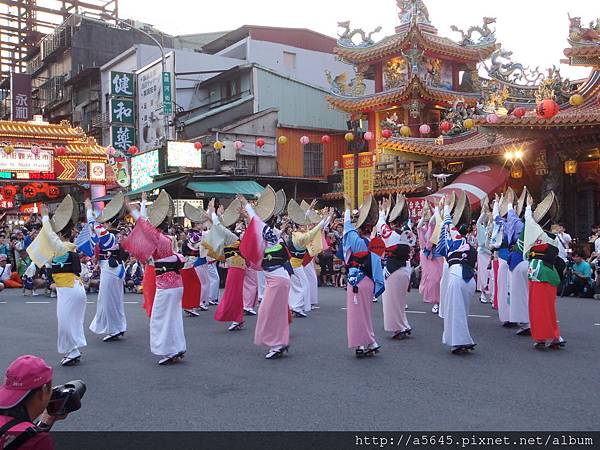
[0,0,118,80]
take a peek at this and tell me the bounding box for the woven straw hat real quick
[453,190,472,226]
[480,195,490,214]
[148,190,174,227]
[447,191,457,213]
[50,194,78,233]
[220,199,241,228]
[184,201,209,224]
[355,195,378,229]
[95,192,125,223]
[389,193,407,223]
[499,187,514,217]
[287,199,310,226]
[254,185,276,222]
[274,190,287,217]
[516,187,529,217]
[422,201,432,221]
[299,200,320,224]
[533,191,559,225]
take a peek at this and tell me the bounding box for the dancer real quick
[476,197,493,304]
[418,202,443,314]
[85,193,128,342]
[377,195,415,340]
[490,192,512,326]
[122,190,187,365]
[286,199,327,318]
[203,199,247,331]
[27,196,87,366]
[507,188,531,336]
[239,187,292,359]
[523,193,565,350]
[343,194,385,358]
[182,202,211,316]
[301,200,322,309]
[440,192,477,355]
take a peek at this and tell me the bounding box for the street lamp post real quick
[102,15,170,140]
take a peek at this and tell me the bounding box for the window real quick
[238,155,258,174]
[221,77,241,100]
[283,51,297,70]
[303,143,323,177]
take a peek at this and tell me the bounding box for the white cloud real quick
[120,0,594,79]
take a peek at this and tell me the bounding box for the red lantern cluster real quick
[439,121,452,133]
[20,183,59,200]
[381,129,393,139]
[536,99,560,119]
[512,107,527,118]
[46,186,60,199]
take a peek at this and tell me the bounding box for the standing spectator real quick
[318,234,335,287]
[0,236,10,259]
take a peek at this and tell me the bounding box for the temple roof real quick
[334,23,497,65]
[564,41,600,67]
[0,119,107,157]
[379,131,531,159]
[326,75,479,113]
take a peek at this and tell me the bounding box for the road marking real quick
[469,314,491,318]
[340,307,347,310]
[594,323,600,327]
[124,301,139,304]
[406,311,427,314]
[26,301,50,304]
[87,302,95,304]
[0,301,7,304]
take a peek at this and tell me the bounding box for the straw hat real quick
[50,194,78,233]
[480,195,490,214]
[95,192,125,223]
[355,195,378,229]
[274,190,287,217]
[389,193,407,223]
[183,201,209,224]
[533,191,559,225]
[452,190,472,226]
[516,187,529,217]
[254,185,276,222]
[499,187,515,217]
[300,200,311,211]
[220,199,241,228]
[447,191,457,213]
[299,199,321,224]
[148,190,174,227]
[421,201,432,222]
[287,199,311,226]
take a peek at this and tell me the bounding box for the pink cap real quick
[0,355,53,409]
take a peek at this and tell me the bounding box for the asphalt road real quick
[0,287,599,431]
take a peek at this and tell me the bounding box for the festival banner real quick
[358,152,374,206]
[342,154,355,209]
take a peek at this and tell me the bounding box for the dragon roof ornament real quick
[450,17,497,46]
[337,21,382,48]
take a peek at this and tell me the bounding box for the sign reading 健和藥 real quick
[0,147,53,173]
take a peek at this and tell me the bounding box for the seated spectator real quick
[0,254,22,290]
[0,355,68,449]
[124,258,144,293]
[564,253,594,298]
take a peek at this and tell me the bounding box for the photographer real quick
[0,355,65,449]
[563,253,594,298]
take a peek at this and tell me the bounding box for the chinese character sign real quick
[358,152,374,206]
[162,72,172,115]
[111,126,135,152]
[342,154,355,209]
[110,99,134,125]
[10,73,32,122]
[110,72,134,97]
[407,198,428,219]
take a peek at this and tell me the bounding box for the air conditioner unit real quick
[220,140,236,162]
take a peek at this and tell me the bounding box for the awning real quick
[186,180,264,198]
[92,176,187,202]
[426,164,509,209]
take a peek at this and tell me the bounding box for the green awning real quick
[92,176,187,202]
[186,180,264,198]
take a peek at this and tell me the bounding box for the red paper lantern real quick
[2,185,18,198]
[536,99,560,119]
[440,121,452,133]
[512,107,526,118]
[22,185,37,200]
[128,145,139,155]
[46,186,60,199]
[256,138,265,148]
[381,129,393,139]
[194,142,203,150]
[321,135,331,144]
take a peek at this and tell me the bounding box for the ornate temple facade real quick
[326,0,600,240]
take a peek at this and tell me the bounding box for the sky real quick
[119,0,595,80]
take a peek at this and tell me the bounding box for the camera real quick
[46,380,86,416]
